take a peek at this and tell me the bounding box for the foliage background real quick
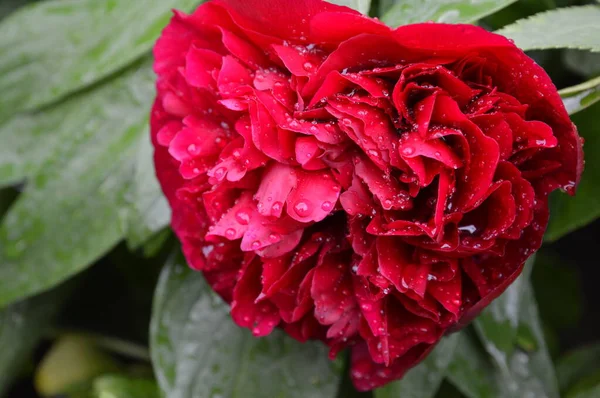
[0,0,599,397]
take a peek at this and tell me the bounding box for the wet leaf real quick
[560,76,600,115]
[0,0,199,120]
[475,281,559,398]
[496,6,600,52]
[474,256,535,358]
[557,344,600,392]
[381,0,517,27]
[546,102,600,241]
[150,251,342,398]
[125,133,170,250]
[0,282,71,395]
[446,331,497,398]
[329,0,371,14]
[0,62,159,308]
[375,333,460,398]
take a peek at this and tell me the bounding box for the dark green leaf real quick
[0,283,71,395]
[375,334,459,398]
[560,76,600,115]
[0,0,199,119]
[531,251,583,330]
[381,0,517,27]
[0,63,158,308]
[150,251,342,398]
[93,375,160,398]
[0,0,34,20]
[496,6,600,52]
[329,0,371,14]
[557,344,600,392]
[546,102,600,241]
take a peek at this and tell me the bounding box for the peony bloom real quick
[151,0,583,390]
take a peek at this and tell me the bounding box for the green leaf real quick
[567,380,600,398]
[511,283,560,398]
[563,50,600,78]
[0,62,157,308]
[0,0,198,120]
[150,251,342,398]
[93,375,160,398]
[474,256,535,358]
[375,333,460,398]
[125,133,170,250]
[546,102,600,241]
[496,6,600,52]
[475,281,559,398]
[381,0,517,27]
[0,282,71,395]
[446,331,497,398]
[328,0,371,14]
[559,75,600,115]
[557,344,600,392]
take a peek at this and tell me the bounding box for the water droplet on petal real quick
[321,201,333,211]
[187,144,197,154]
[269,233,280,242]
[271,201,282,213]
[251,241,261,249]
[293,200,312,217]
[235,211,250,225]
[213,167,226,179]
[402,146,415,156]
[225,228,236,239]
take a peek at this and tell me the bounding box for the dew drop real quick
[225,228,236,239]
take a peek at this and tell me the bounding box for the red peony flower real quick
[150,0,583,390]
